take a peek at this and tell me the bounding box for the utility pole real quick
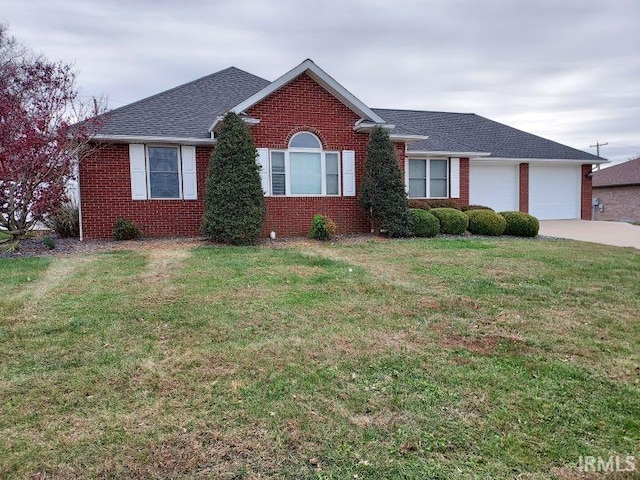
[590,141,608,171]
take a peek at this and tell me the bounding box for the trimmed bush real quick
[460,204,494,212]
[408,199,431,210]
[44,202,80,237]
[500,211,540,237]
[308,214,337,241]
[428,199,461,210]
[409,209,440,237]
[202,112,266,245]
[430,208,469,235]
[359,127,411,237]
[466,209,506,236]
[113,218,141,241]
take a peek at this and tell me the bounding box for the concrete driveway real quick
[538,220,640,249]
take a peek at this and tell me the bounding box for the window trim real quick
[407,157,450,199]
[146,144,183,200]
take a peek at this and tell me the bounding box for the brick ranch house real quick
[591,157,640,222]
[79,59,606,240]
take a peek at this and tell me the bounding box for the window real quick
[148,146,180,199]
[129,144,197,201]
[271,151,286,195]
[269,132,340,196]
[408,158,449,198]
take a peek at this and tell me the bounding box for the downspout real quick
[77,159,83,241]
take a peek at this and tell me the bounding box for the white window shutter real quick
[256,148,270,196]
[129,144,147,200]
[404,159,410,194]
[450,157,460,199]
[342,150,356,196]
[181,145,197,200]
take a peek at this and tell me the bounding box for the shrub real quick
[408,199,431,210]
[113,218,141,240]
[460,204,494,212]
[202,112,266,245]
[43,202,80,237]
[359,127,411,237]
[430,208,469,235]
[500,211,540,237]
[466,209,506,236]
[43,235,55,250]
[428,199,461,210]
[409,209,440,237]
[308,214,337,241]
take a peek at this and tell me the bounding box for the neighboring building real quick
[79,59,606,240]
[592,157,640,222]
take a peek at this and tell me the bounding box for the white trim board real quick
[470,156,608,165]
[93,134,216,146]
[407,151,491,158]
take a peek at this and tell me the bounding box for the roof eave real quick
[408,150,491,157]
[471,156,609,164]
[388,134,430,145]
[92,134,217,145]
[593,182,640,188]
[208,115,260,133]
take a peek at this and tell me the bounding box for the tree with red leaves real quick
[0,25,103,238]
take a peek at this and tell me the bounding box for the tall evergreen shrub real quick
[202,112,266,245]
[359,127,411,237]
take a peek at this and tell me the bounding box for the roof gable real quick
[231,59,387,125]
[592,157,640,187]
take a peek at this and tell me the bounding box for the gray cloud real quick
[3,0,639,163]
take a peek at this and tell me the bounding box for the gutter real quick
[92,134,217,145]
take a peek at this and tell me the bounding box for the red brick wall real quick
[79,144,212,239]
[459,158,470,205]
[519,163,529,213]
[581,164,593,220]
[248,73,372,236]
[592,185,640,221]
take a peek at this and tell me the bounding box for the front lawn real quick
[0,238,638,478]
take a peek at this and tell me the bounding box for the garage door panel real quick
[529,165,580,220]
[469,164,519,212]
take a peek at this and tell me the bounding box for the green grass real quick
[0,238,638,479]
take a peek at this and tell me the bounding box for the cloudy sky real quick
[3,0,639,163]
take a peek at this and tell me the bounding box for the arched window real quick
[289,132,322,149]
[269,131,340,196]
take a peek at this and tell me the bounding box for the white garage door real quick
[469,163,519,212]
[529,165,581,220]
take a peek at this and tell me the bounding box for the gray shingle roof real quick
[374,108,603,161]
[96,64,604,162]
[98,67,270,139]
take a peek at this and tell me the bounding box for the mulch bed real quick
[1,232,551,260]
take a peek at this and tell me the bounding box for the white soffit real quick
[471,156,609,165]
